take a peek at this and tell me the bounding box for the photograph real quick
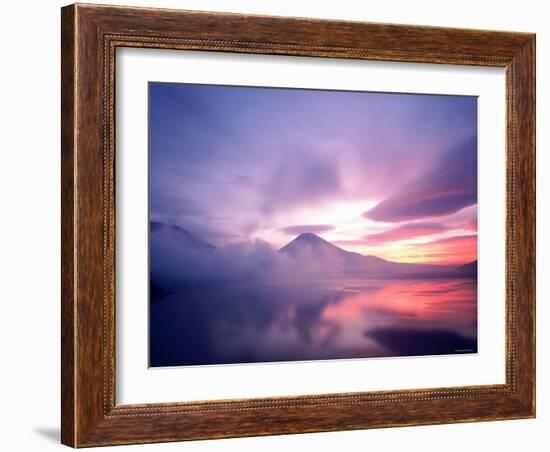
[148,82,479,367]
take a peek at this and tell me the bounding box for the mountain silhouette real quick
[279,232,454,277]
[454,260,478,278]
[150,224,474,280]
[280,232,357,258]
[150,221,215,251]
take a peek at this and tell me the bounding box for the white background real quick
[117,49,506,404]
[0,1,546,451]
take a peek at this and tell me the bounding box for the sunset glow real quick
[251,200,477,263]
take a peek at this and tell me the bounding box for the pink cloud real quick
[460,218,478,231]
[364,137,477,222]
[415,234,477,265]
[363,222,449,245]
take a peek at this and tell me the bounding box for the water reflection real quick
[150,278,477,367]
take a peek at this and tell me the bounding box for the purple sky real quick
[149,82,477,264]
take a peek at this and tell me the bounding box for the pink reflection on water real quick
[324,279,476,322]
[317,278,477,354]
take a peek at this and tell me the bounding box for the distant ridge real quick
[150,221,215,251]
[454,260,478,278]
[150,225,475,280]
[279,232,455,278]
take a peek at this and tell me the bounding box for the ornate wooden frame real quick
[61,3,536,447]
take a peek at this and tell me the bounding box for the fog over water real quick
[149,223,477,367]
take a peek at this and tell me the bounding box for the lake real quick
[149,277,477,367]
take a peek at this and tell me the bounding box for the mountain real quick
[149,225,472,281]
[149,221,217,287]
[280,232,454,278]
[150,221,215,251]
[280,232,357,259]
[150,279,169,303]
[454,260,478,278]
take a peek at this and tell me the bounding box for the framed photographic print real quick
[61,3,536,447]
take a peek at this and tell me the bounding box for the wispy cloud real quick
[364,137,477,222]
[260,148,343,215]
[279,224,335,236]
[363,222,449,245]
[411,234,478,264]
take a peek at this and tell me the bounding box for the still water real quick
[150,278,477,367]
